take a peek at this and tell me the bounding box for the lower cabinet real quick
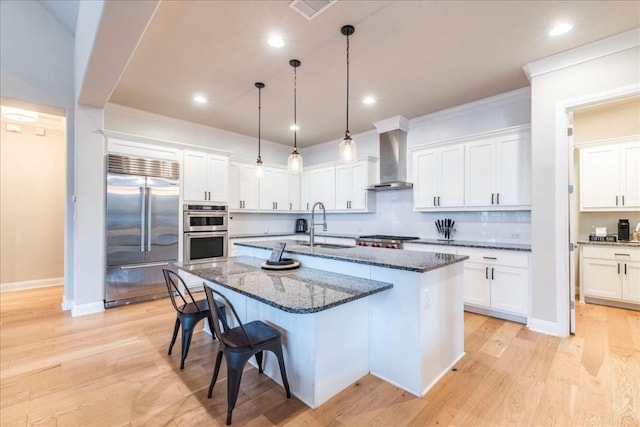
[404,243,530,322]
[581,245,640,305]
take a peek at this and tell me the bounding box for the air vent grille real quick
[107,154,180,179]
[289,0,337,20]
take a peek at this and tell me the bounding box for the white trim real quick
[1,277,64,292]
[528,317,559,337]
[61,298,73,311]
[553,83,640,338]
[573,134,640,149]
[408,124,530,152]
[102,129,233,156]
[71,301,105,317]
[373,116,409,133]
[523,28,640,80]
[408,87,531,129]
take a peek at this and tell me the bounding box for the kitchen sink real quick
[297,242,354,249]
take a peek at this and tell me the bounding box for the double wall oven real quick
[183,204,228,264]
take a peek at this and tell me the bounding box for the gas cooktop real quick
[358,235,420,241]
[356,235,420,249]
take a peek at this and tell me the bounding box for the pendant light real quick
[255,82,265,178]
[287,59,303,172]
[338,24,357,163]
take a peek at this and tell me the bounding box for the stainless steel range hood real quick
[366,116,413,191]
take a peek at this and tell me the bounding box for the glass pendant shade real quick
[255,156,264,178]
[288,149,303,172]
[338,133,357,163]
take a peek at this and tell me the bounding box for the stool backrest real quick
[162,269,205,314]
[203,286,255,349]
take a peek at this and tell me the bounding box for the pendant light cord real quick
[294,65,298,150]
[345,33,350,136]
[258,86,262,157]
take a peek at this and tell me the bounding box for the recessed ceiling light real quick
[193,95,207,104]
[363,96,376,105]
[268,36,284,48]
[290,124,299,131]
[549,23,573,37]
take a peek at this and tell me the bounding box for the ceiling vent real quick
[289,0,337,21]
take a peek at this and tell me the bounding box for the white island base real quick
[228,244,466,407]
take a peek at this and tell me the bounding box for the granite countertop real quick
[234,239,468,273]
[229,232,358,239]
[411,238,531,252]
[173,256,392,314]
[577,240,640,248]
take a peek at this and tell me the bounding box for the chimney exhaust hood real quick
[366,116,413,191]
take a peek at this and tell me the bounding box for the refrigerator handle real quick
[140,186,146,252]
[146,187,152,252]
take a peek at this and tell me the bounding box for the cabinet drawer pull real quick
[614,253,630,257]
[483,256,497,260]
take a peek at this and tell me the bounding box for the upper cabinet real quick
[579,138,640,211]
[183,150,229,203]
[259,167,294,212]
[413,145,464,210]
[228,161,258,211]
[301,166,336,212]
[411,125,531,212]
[334,158,377,211]
[465,131,531,209]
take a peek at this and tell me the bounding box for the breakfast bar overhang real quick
[174,241,468,408]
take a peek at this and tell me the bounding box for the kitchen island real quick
[177,241,468,408]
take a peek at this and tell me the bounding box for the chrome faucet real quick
[310,202,327,247]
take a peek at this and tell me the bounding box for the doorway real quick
[566,95,640,334]
[0,99,67,291]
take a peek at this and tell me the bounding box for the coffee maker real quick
[618,219,630,241]
[295,218,308,233]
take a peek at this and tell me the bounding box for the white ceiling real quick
[49,1,640,147]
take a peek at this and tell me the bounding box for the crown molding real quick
[523,28,640,81]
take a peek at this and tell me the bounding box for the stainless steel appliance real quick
[356,235,419,249]
[183,204,228,264]
[295,218,308,233]
[105,154,180,308]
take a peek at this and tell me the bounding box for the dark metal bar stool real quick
[162,269,229,369]
[203,286,291,425]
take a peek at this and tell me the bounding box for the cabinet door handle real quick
[290,202,292,210]
[625,263,627,275]
[616,195,619,206]
[204,191,207,200]
[618,263,621,274]
[434,196,437,207]
[306,202,309,210]
[491,267,495,280]
[485,267,489,279]
[622,195,625,206]
[437,196,441,206]
[496,193,500,204]
[491,193,495,205]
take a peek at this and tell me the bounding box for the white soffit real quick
[523,28,640,80]
[289,0,337,20]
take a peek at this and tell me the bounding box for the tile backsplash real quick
[230,190,531,243]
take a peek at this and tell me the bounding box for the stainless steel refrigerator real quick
[105,154,180,308]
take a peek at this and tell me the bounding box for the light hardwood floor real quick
[1,286,638,426]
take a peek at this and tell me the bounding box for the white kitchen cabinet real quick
[301,167,336,211]
[462,248,529,317]
[228,161,258,211]
[580,139,640,211]
[334,159,376,211]
[413,145,464,210]
[288,173,301,211]
[465,131,531,209]
[581,245,640,305]
[259,167,289,211]
[183,151,229,203]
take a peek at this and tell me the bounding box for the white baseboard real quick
[71,301,105,317]
[528,317,559,336]
[0,277,63,292]
[61,298,73,311]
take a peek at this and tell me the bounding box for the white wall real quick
[528,32,639,336]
